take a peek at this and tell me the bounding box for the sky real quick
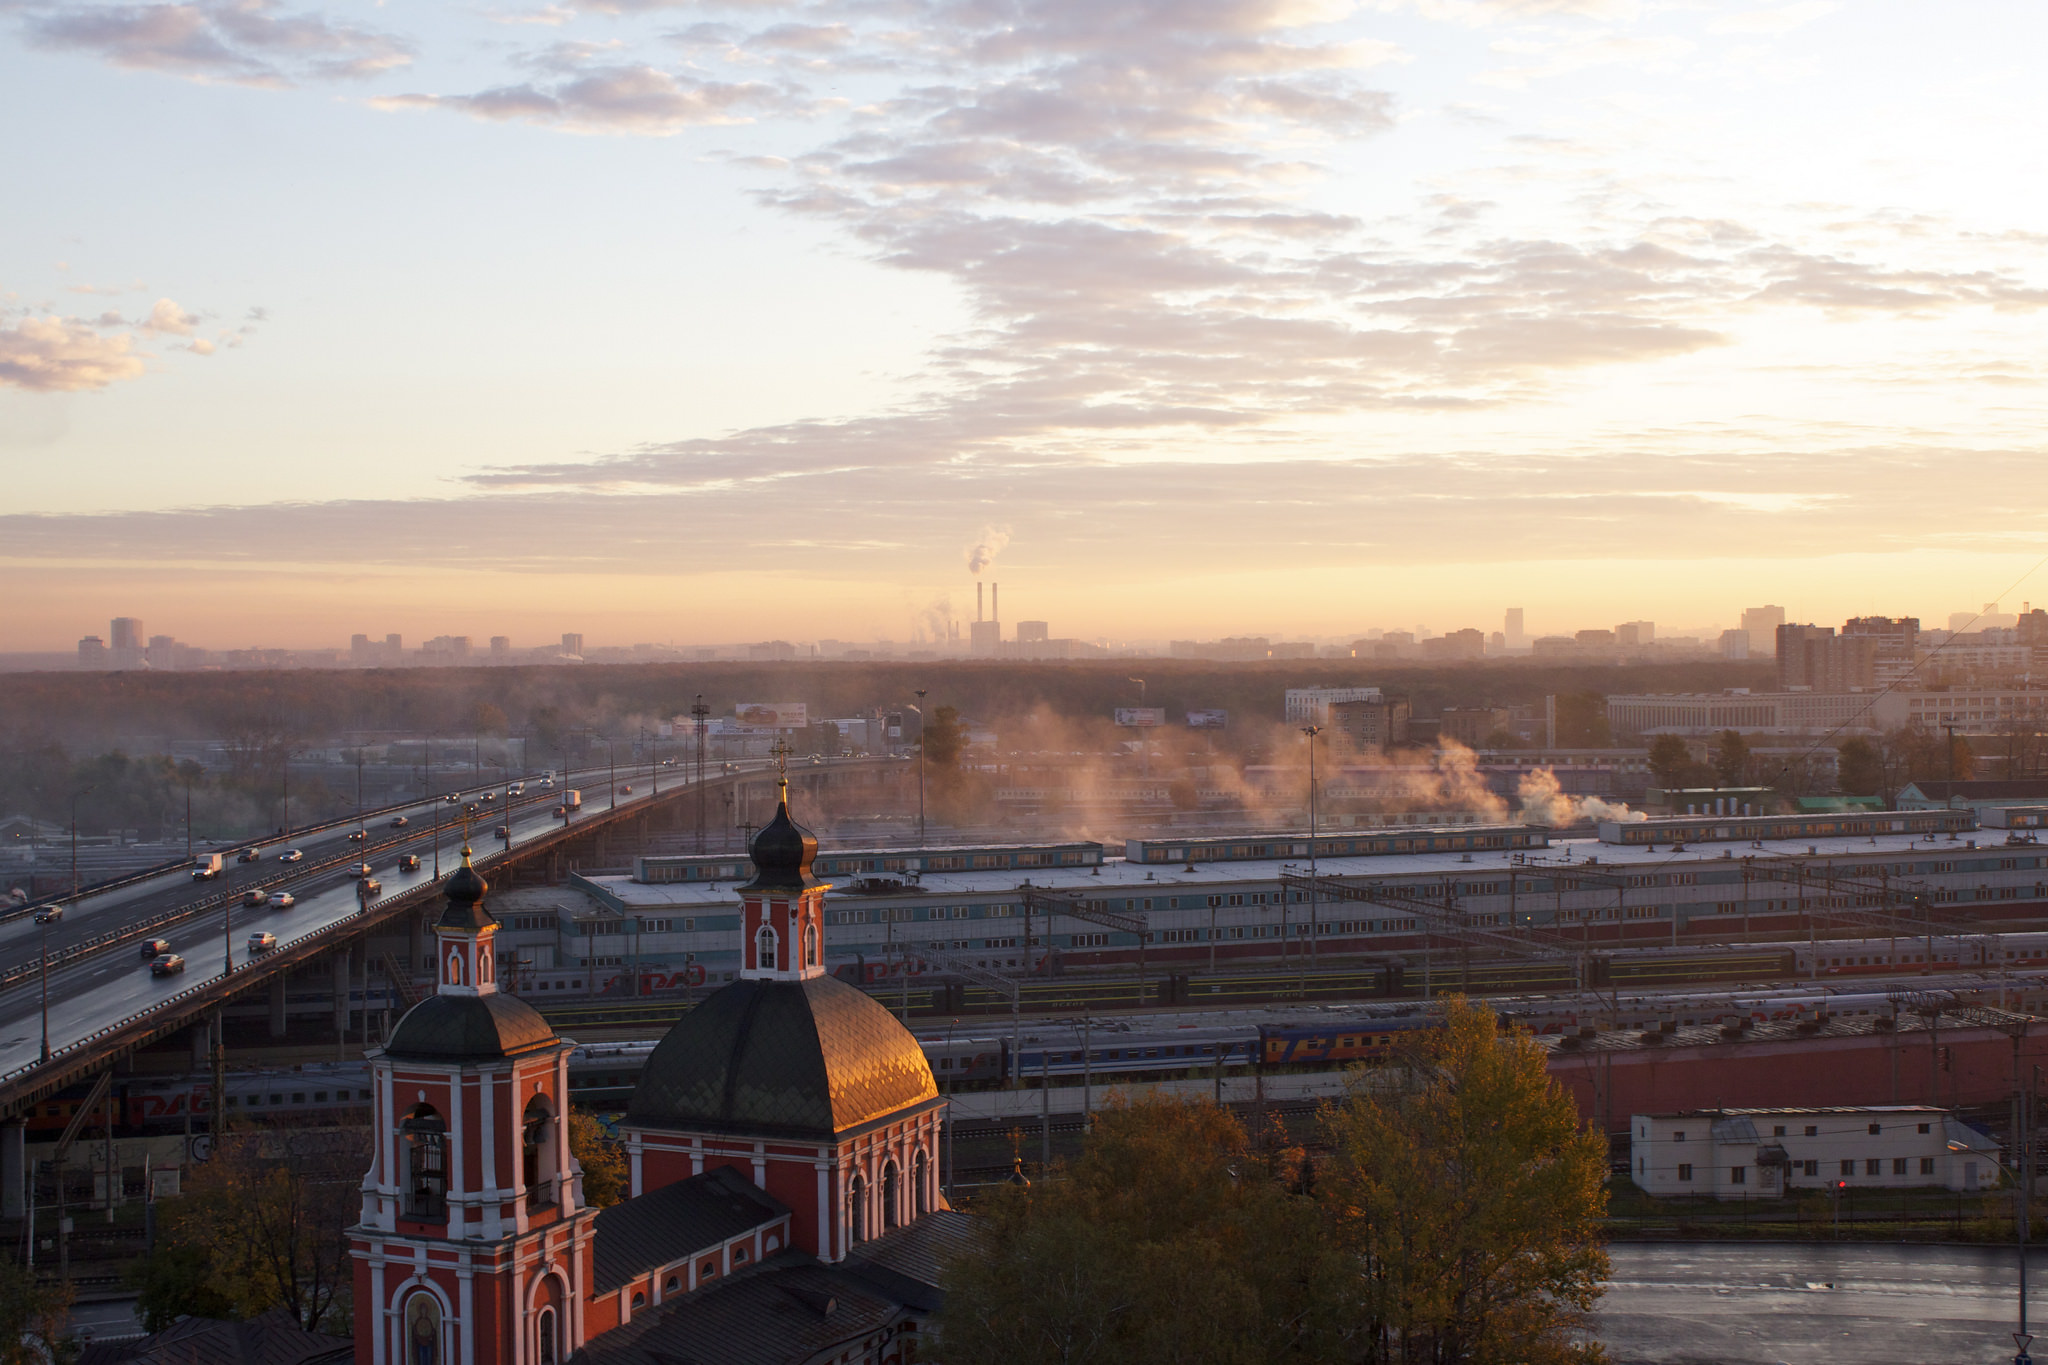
[4,0,2048,650]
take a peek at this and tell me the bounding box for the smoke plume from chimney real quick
[966,525,1011,575]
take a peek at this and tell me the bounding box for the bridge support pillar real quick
[333,953,350,1037]
[269,974,287,1039]
[1,1121,23,1220]
[190,1023,208,1068]
[410,911,427,975]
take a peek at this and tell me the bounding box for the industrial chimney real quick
[993,582,999,625]
[977,582,984,622]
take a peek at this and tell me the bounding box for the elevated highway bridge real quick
[0,755,908,1205]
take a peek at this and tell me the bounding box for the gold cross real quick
[770,739,792,801]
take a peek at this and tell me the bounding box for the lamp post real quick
[913,690,929,846]
[1952,1137,2031,1364]
[39,917,52,1063]
[68,785,94,899]
[1303,724,1321,977]
[691,695,710,854]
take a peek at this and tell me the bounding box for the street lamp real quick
[1950,1137,2033,1365]
[913,689,929,845]
[1302,724,1321,976]
[691,695,710,854]
[68,785,95,899]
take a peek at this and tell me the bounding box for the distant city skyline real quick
[6,6,2048,647]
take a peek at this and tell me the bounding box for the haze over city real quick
[8,2,2048,647]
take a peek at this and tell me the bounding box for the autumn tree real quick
[939,1097,1350,1365]
[1836,738,1884,798]
[1710,730,1751,787]
[1549,693,1610,748]
[1646,735,1692,791]
[570,1109,627,1208]
[149,1126,369,1331]
[1320,996,1609,1365]
[0,1256,74,1365]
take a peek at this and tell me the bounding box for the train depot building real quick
[1628,1107,2001,1199]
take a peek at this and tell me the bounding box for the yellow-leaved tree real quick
[1320,995,1610,1364]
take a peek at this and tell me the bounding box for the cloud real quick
[374,63,792,133]
[0,315,148,392]
[142,298,200,335]
[21,0,413,85]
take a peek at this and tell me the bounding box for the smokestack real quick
[993,582,999,624]
[977,582,983,622]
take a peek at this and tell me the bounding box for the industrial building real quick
[1628,1107,1999,1199]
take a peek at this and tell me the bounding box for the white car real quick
[247,931,277,951]
[268,892,296,909]
[281,849,304,863]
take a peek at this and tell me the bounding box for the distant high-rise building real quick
[384,633,403,663]
[1615,621,1654,647]
[1777,623,1876,691]
[490,636,512,660]
[1504,607,1525,647]
[1718,629,1750,660]
[1741,605,1785,656]
[561,633,584,658]
[109,616,144,669]
[77,636,107,670]
[969,620,1001,655]
[1016,620,1050,644]
[351,634,374,667]
[1286,686,1384,726]
[146,635,177,669]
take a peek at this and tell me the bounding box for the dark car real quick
[237,848,262,864]
[398,854,421,872]
[346,830,367,843]
[140,938,172,959]
[359,878,382,897]
[494,825,510,841]
[390,816,409,828]
[149,953,185,977]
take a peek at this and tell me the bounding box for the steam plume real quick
[966,525,1011,574]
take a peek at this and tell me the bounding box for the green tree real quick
[939,1097,1348,1365]
[0,1256,75,1365]
[1550,693,1610,748]
[1647,735,1692,791]
[919,704,967,771]
[127,1241,236,1332]
[1711,730,1751,787]
[1320,996,1610,1364]
[570,1110,627,1208]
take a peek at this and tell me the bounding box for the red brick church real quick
[349,778,968,1365]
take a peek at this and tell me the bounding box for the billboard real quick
[1114,707,1166,728]
[1186,709,1229,729]
[734,702,809,730]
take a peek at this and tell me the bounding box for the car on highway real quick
[140,938,171,959]
[281,849,304,863]
[247,932,276,952]
[149,953,185,977]
[494,825,510,841]
[541,778,554,789]
[444,792,462,804]
[509,783,525,796]
[480,791,496,803]
[346,830,367,843]
[360,877,382,897]
[398,854,421,872]
[462,803,480,817]
[618,785,633,795]
[268,892,295,909]
[552,805,567,817]
[237,848,262,864]
[390,815,409,828]
[33,906,62,924]
[351,863,373,879]
[241,890,268,907]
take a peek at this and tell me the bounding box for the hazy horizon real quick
[6,1,2048,648]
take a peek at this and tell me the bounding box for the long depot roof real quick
[588,829,2012,907]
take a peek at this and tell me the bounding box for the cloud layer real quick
[23,0,411,85]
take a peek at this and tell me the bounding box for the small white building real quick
[1629,1107,2001,1200]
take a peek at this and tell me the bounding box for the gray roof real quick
[570,1253,908,1365]
[844,1208,976,1296]
[593,1167,790,1293]
[625,976,939,1140]
[77,1308,352,1365]
[384,991,558,1062]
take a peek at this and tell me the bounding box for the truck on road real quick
[190,852,224,881]
[564,790,582,811]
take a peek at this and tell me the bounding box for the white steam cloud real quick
[965,524,1011,574]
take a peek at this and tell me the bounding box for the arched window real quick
[522,1096,555,1210]
[405,1293,442,1365]
[480,948,493,983]
[847,1173,867,1244]
[882,1161,901,1231]
[445,949,463,987]
[913,1150,929,1217]
[755,925,777,972]
[803,922,819,968]
[402,1106,446,1219]
[536,1307,558,1365]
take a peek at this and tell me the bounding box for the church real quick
[348,776,971,1365]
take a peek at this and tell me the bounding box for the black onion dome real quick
[384,992,557,1061]
[625,976,939,1140]
[739,797,823,893]
[436,847,493,931]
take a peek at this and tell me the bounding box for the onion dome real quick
[739,785,823,894]
[626,975,938,1140]
[437,846,492,931]
[384,992,557,1061]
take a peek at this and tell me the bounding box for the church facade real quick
[349,782,968,1365]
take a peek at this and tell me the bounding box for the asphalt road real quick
[1599,1242,2043,1365]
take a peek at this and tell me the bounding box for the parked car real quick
[141,938,171,958]
[398,854,421,872]
[33,906,62,924]
[247,931,276,952]
[237,848,262,864]
[242,890,268,907]
[268,892,295,909]
[280,849,304,863]
[390,815,409,828]
[150,953,185,977]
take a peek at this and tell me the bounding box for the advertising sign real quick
[1186,709,1229,729]
[734,702,809,730]
[1114,707,1166,728]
